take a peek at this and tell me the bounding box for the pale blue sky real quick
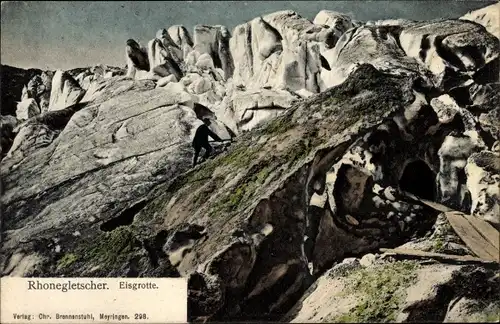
[1,1,496,70]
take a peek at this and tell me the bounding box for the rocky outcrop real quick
[156,28,184,64]
[1,65,43,116]
[216,88,300,133]
[230,11,334,92]
[1,115,18,159]
[465,151,500,225]
[22,71,53,112]
[399,20,499,89]
[74,71,95,91]
[313,10,353,46]
[323,25,428,87]
[48,70,86,111]
[147,29,184,80]
[189,25,234,80]
[287,258,499,323]
[172,63,301,134]
[3,64,124,119]
[0,77,212,276]
[125,39,151,79]
[16,98,40,120]
[460,2,500,39]
[230,17,282,87]
[436,130,486,211]
[168,25,194,59]
[5,102,88,160]
[325,19,499,91]
[73,65,125,91]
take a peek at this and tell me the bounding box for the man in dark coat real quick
[192,118,223,167]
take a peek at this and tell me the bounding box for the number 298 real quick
[135,313,148,320]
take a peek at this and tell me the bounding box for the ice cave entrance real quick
[399,159,436,201]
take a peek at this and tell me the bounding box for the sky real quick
[1,1,496,70]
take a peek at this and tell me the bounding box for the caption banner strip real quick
[1,278,187,323]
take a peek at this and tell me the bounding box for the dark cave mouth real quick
[399,159,436,201]
[100,200,148,232]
